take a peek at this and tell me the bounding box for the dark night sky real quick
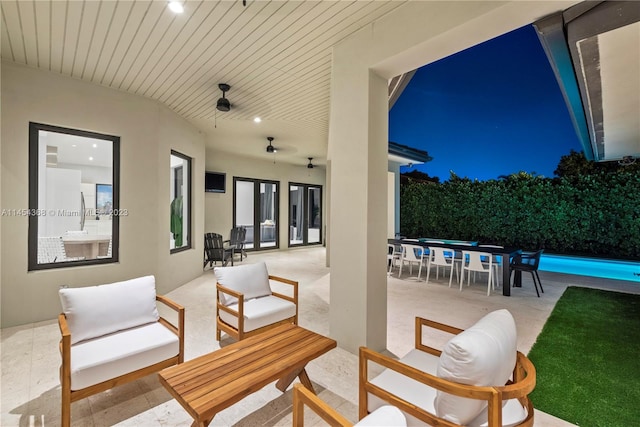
[389,24,583,182]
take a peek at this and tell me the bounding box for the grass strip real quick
[527,286,640,426]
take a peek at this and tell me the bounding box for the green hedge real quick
[400,171,640,260]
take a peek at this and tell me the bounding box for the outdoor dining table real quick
[390,239,522,296]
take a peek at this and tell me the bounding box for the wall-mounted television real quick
[205,171,226,193]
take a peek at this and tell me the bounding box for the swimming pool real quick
[539,254,640,282]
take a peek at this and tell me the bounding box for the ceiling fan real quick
[216,83,231,112]
[307,157,314,169]
[266,137,277,153]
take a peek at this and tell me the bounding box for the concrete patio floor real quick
[2,246,638,426]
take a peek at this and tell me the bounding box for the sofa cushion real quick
[219,295,296,332]
[214,262,272,306]
[59,276,160,345]
[368,349,439,417]
[434,309,517,425]
[356,406,406,426]
[69,322,179,390]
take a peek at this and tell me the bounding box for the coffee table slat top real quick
[167,326,313,393]
[186,333,323,405]
[158,324,336,424]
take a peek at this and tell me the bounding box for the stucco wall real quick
[204,150,326,248]
[1,62,205,327]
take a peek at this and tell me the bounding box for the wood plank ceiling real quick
[1,0,407,165]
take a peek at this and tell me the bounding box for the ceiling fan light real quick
[216,97,230,112]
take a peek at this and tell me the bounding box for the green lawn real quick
[527,287,640,426]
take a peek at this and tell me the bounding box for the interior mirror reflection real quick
[28,123,120,270]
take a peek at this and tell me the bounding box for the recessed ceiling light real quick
[92,143,97,148]
[168,1,184,14]
[253,117,262,123]
[72,144,77,147]
[89,157,94,161]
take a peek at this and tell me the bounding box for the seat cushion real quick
[59,275,160,345]
[434,309,517,425]
[219,295,296,332]
[368,349,439,419]
[356,405,406,426]
[69,322,179,390]
[214,262,272,306]
[468,398,529,427]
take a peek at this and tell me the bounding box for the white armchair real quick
[215,262,298,341]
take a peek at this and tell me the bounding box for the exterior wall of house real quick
[204,150,326,249]
[0,62,205,327]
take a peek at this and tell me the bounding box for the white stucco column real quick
[328,33,389,354]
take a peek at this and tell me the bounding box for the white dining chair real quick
[452,242,473,283]
[461,250,496,296]
[425,246,457,286]
[387,243,402,275]
[399,244,427,280]
[478,244,503,286]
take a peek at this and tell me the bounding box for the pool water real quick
[539,254,640,282]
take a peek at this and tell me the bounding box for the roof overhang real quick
[535,1,640,163]
[388,141,433,166]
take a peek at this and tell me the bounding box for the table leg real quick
[276,367,314,393]
[192,415,214,427]
[501,251,511,296]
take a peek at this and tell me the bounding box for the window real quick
[170,151,191,252]
[233,178,279,250]
[28,122,120,270]
[289,183,322,246]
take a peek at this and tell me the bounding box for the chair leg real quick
[61,381,71,427]
[534,271,544,293]
[530,272,540,297]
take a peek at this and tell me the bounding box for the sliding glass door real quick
[289,183,322,247]
[234,177,279,250]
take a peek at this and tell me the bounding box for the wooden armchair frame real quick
[59,295,184,427]
[216,274,298,341]
[293,383,353,427]
[359,317,536,427]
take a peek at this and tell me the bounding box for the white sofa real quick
[360,310,536,427]
[58,275,184,427]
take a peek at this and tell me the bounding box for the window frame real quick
[28,122,120,271]
[233,177,280,251]
[288,182,323,247]
[170,150,192,254]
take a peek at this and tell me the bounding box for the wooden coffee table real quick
[158,324,337,427]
